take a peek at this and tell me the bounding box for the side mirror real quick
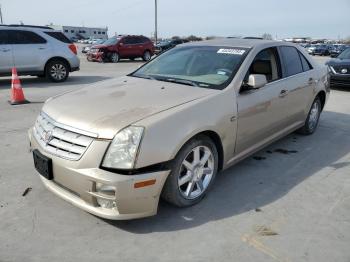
[247,74,267,89]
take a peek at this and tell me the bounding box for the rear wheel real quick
[162,136,218,207]
[297,97,322,135]
[142,50,151,61]
[46,59,69,82]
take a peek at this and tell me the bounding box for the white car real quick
[0,24,80,82]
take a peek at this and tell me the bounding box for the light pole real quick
[154,0,158,44]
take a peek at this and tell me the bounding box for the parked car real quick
[82,39,105,53]
[330,45,349,58]
[313,45,331,56]
[0,25,80,82]
[29,39,329,220]
[306,44,317,55]
[86,35,154,62]
[155,39,186,54]
[327,47,350,88]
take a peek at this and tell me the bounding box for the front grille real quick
[33,112,95,160]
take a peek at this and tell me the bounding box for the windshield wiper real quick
[160,78,198,87]
[132,74,157,80]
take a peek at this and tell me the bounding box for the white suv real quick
[0,25,80,82]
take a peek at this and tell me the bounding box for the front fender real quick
[134,90,237,169]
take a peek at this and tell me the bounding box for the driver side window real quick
[246,47,281,83]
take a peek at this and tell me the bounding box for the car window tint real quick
[133,37,143,44]
[45,31,72,43]
[0,30,9,44]
[9,30,47,44]
[124,37,136,45]
[298,52,312,71]
[280,46,303,77]
[248,48,281,82]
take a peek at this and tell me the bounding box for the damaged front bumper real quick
[28,128,170,220]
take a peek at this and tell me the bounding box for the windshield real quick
[338,48,350,59]
[132,46,248,89]
[103,37,121,45]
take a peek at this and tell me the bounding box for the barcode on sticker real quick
[217,49,245,55]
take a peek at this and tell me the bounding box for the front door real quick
[235,47,292,156]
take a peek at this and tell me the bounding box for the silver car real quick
[0,25,80,82]
[29,39,330,220]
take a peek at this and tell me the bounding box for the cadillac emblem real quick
[43,130,53,145]
[341,68,348,74]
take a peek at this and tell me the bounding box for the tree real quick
[262,33,273,40]
[186,35,202,42]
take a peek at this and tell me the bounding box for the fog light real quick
[96,198,117,209]
[96,183,117,209]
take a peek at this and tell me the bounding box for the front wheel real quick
[110,52,119,63]
[161,136,218,207]
[46,60,69,82]
[297,97,322,135]
[142,51,151,61]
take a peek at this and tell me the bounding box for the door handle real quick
[1,49,11,52]
[279,89,288,98]
[38,47,46,50]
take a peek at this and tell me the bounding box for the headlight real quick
[102,126,144,169]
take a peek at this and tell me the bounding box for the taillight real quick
[68,44,77,55]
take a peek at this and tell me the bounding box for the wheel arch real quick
[317,90,326,111]
[179,130,224,172]
[45,57,71,73]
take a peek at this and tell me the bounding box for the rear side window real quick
[9,30,47,44]
[298,52,312,71]
[279,46,303,77]
[124,37,136,45]
[45,31,72,43]
[0,30,9,44]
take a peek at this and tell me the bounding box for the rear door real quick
[278,46,315,124]
[10,30,50,72]
[0,30,14,73]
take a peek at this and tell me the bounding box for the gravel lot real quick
[0,51,349,262]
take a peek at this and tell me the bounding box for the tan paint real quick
[29,39,329,219]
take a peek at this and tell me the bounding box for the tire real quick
[46,59,69,83]
[161,135,219,207]
[142,50,151,61]
[110,52,119,63]
[297,97,322,135]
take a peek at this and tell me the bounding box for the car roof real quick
[181,38,282,48]
[0,24,54,31]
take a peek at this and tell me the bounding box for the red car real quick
[87,35,154,63]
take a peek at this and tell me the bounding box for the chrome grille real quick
[33,112,95,160]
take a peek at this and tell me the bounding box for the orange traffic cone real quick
[8,67,30,105]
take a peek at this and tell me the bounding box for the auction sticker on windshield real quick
[217,49,246,55]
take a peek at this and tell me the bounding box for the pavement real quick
[0,53,349,262]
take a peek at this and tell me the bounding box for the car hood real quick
[42,77,216,139]
[91,44,107,49]
[327,58,350,66]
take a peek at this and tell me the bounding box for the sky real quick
[1,0,349,40]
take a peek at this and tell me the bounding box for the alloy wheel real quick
[50,64,67,81]
[178,146,214,200]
